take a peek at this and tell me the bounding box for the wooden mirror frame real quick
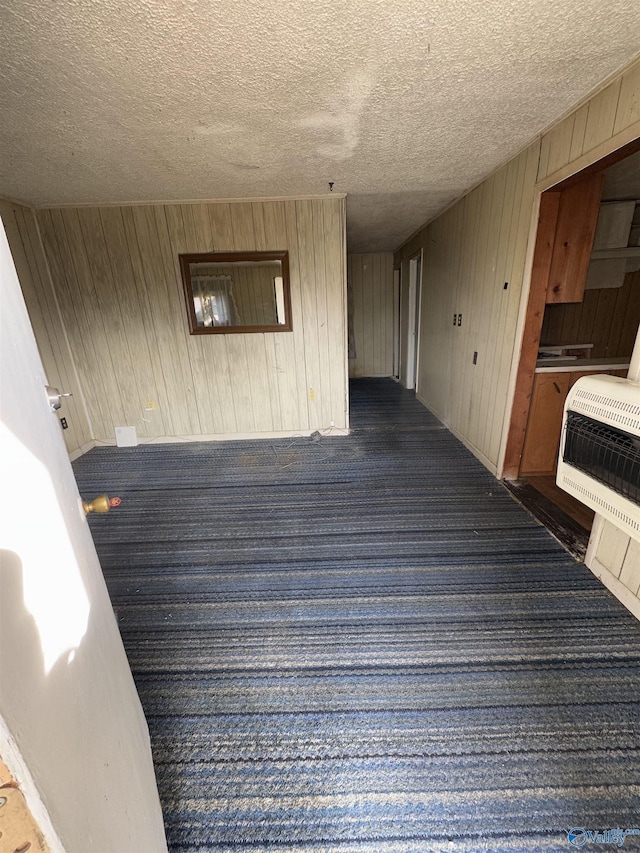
[179,250,292,335]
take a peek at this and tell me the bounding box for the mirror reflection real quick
[180,251,292,334]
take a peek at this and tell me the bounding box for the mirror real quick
[179,251,292,334]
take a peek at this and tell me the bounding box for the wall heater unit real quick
[557,374,640,543]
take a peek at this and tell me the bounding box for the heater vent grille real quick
[563,412,640,505]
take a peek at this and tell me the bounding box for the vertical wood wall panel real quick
[61,208,129,434]
[263,201,297,430]
[477,157,519,456]
[486,145,540,464]
[169,204,219,433]
[34,197,347,441]
[295,200,321,427]
[284,201,313,429]
[347,253,394,377]
[538,58,640,183]
[0,200,92,454]
[614,63,640,133]
[227,203,260,432]
[322,199,348,420]
[311,200,332,426]
[582,80,622,153]
[569,104,590,162]
[396,143,539,471]
[251,203,283,432]
[480,158,519,440]
[120,207,176,433]
[77,208,143,430]
[99,208,168,437]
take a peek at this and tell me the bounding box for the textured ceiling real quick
[1,0,639,252]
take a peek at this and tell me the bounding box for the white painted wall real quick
[0,217,167,852]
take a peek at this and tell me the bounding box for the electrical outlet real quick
[473,352,478,365]
[453,313,457,326]
[60,417,68,429]
[330,420,335,427]
[457,314,462,326]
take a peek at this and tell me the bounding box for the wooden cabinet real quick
[520,368,629,476]
[521,373,570,475]
[546,173,603,304]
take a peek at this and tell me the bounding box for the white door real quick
[0,219,167,852]
[406,252,422,390]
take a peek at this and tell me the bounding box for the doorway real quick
[504,143,640,555]
[405,252,422,391]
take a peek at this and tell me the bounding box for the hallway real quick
[73,379,640,852]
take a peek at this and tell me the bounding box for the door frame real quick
[405,250,423,391]
[498,135,640,480]
[393,267,400,379]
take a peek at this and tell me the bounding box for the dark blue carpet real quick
[74,379,640,852]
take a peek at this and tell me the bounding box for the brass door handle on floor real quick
[82,495,122,514]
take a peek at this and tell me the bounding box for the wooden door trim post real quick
[501,191,561,479]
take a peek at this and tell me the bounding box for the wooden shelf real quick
[591,247,640,260]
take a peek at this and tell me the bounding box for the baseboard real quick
[350,372,394,378]
[68,440,96,461]
[90,428,350,448]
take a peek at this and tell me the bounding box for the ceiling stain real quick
[298,68,377,162]
[1,0,639,251]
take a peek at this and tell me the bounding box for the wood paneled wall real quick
[541,269,640,359]
[347,253,395,377]
[591,519,640,617]
[395,144,540,472]
[0,200,92,455]
[537,61,640,184]
[35,198,347,441]
[394,55,640,475]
